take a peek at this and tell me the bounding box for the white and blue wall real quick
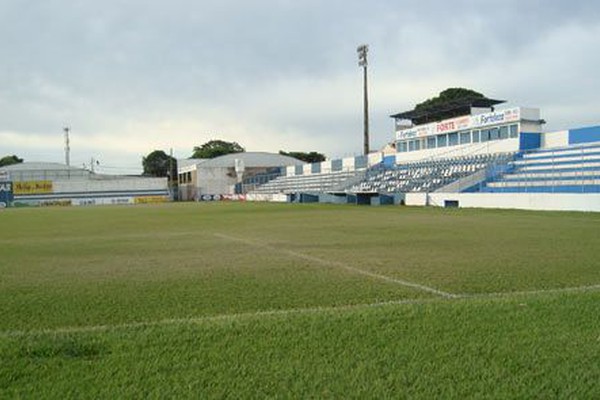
[540,125,600,149]
[284,153,383,177]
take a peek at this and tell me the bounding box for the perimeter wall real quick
[405,192,600,212]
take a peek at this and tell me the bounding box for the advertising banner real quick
[396,107,521,140]
[40,199,72,207]
[198,194,222,201]
[72,197,134,206]
[221,194,247,201]
[0,181,13,208]
[134,196,168,204]
[13,180,53,195]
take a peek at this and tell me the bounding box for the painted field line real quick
[467,283,600,299]
[1,284,599,338]
[0,298,434,338]
[214,233,457,299]
[0,230,208,245]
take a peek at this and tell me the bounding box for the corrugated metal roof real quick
[177,158,207,168]
[195,152,305,168]
[0,162,85,172]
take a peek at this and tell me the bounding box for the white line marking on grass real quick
[467,284,600,298]
[1,284,599,338]
[214,233,457,299]
[0,230,209,245]
[0,298,436,338]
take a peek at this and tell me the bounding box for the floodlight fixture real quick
[357,44,368,67]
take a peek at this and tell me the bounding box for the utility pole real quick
[357,44,370,155]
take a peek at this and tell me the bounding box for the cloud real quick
[1,1,599,172]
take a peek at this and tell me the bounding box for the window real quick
[398,141,408,152]
[499,125,509,139]
[460,131,471,144]
[427,136,436,149]
[472,130,480,143]
[409,140,421,151]
[509,124,519,138]
[437,134,447,147]
[179,172,192,184]
[489,127,499,141]
[448,132,459,146]
[480,129,490,142]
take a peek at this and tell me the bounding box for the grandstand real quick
[482,141,600,193]
[251,169,361,194]
[245,98,600,211]
[347,152,515,194]
[250,99,539,198]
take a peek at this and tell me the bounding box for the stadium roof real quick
[197,152,306,168]
[391,97,505,125]
[0,162,85,172]
[177,158,207,168]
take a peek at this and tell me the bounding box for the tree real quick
[279,151,326,163]
[414,88,485,112]
[191,140,244,159]
[142,150,177,178]
[0,155,23,167]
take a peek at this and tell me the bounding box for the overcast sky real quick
[1,0,599,173]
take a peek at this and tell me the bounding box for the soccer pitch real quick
[1,202,599,398]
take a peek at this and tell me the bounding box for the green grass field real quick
[1,202,599,398]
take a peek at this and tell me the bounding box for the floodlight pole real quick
[357,44,370,155]
[169,147,174,200]
[63,127,70,167]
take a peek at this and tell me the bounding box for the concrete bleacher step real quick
[487,178,600,187]
[251,170,362,194]
[514,161,600,173]
[481,185,600,193]
[520,141,600,159]
[513,155,600,168]
[520,150,600,163]
[501,170,600,180]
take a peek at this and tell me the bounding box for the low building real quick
[177,152,305,201]
[0,162,168,207]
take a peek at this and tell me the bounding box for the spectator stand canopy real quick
[391,97,506,126]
